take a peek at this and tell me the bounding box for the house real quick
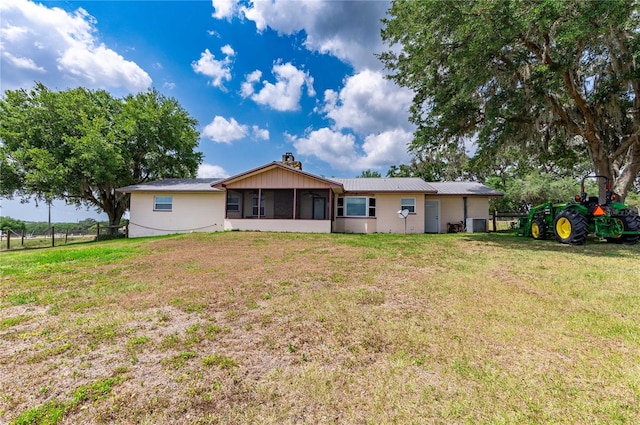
[116,154,503,237]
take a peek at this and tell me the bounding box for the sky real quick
[0,0,416,222]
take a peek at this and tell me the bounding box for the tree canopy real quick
[380,0,640,199]
[0,83,202,228]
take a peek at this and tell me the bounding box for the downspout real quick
[258,188,262,219]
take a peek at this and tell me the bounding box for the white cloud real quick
[241,62,315,111]
[201,116,269,143]
[197,163,229,178]
[293,127,412,172]
[290,70,415,172]
[293,128,358,170]
[202,116,248,143]
[321,70,414,135]
[0,0,151,92]
[4,52,45,72]
[252,125,270,141]
[241,70,262,97]
[211,0,238,20]
[191,46,235,89]
[359,129,413,169]
[234,0,389,71]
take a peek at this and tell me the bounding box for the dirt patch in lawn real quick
[2,232,640,424]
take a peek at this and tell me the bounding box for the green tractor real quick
[517,175,640,245]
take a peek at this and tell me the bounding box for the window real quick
[400,197,416,213]
[252,195,264,216]
[337,197,376,217]
[227,196,240,212]
[154,195,172,211]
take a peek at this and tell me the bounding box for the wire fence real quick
[1,222,129,251]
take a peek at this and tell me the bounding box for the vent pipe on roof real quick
[281,152,302,170]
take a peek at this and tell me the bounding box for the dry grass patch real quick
[1,232,639,424]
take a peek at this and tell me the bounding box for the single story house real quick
[116,154,503,237]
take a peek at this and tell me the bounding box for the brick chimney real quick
[281,152,302,170]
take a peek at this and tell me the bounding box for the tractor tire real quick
[606,209,640,245]
[553,209,589,245]
[531,217,548,240]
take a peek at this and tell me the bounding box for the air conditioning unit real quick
[466,218,487,233]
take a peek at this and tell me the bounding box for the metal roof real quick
[117,178,224,193]
[427,182,503,196]
[331,178,438,193]
[116,175,502,197]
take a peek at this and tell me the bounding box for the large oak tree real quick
[0,83,202,229]
[380,0,640,199]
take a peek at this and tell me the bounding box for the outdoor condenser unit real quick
[466,218,487,233]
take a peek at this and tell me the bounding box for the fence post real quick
[22,230,25,246]
[65,228,69,243]
[493,209,497,233]
[125,220,129,238]
[6,230,10,250]
[52,226,55,247]
[97,223,100,241]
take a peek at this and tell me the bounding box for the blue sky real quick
[1,0,416,222]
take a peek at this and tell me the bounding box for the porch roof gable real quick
[212,162,344,191]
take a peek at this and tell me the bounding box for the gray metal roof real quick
[427,181,503,196]
[117,178,224,193]
[331,178,438,193]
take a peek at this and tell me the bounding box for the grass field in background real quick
[1,231,639,424]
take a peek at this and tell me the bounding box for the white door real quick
[424,200,440,233]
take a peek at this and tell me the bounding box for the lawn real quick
[1,231,639,424]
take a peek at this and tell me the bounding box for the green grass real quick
[1,231,639,424]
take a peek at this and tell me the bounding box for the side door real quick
[424,200,440,233]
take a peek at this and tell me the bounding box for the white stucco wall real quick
[375,193,424,234]
[424,196,491,233]
[128,192,225,237]
[224,219,331,233]
[333,218,377,234]
[333,193,424,234]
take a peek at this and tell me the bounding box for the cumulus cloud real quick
[0,0,151,92]
[211,0,238,20]
[191,45,235,89]
[293,127,412,172]
[321,69,414,135]
[202,116,248,143]
[202,116,269,143]
[292,70,414,172]
[234,0,389,71]
[197,163,229,178]
[241,62,315,111]
[252,125,270,141]
[293,128,358,170]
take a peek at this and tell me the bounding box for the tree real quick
[380,0,640,200]
[358,169,382,178]
[0,216,26,233]
[387,143,472,181]
[0,83,202,230]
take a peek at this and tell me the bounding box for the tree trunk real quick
[612,141,640,203]
[102,191,129,235]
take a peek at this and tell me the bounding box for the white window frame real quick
[154,195,173,211]
[400,197,416,214]
[337,197,376,217]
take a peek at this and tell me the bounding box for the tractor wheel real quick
[606,209,640,245]
[553,209,589,245]
[531,218,548,240]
